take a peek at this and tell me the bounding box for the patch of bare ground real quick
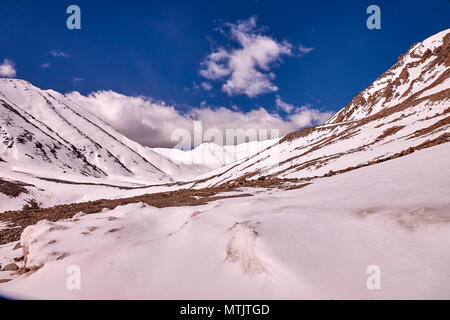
[375,126,405,143]
[0,178,302,245]
[407,115,450,139]
[0,178,33,197]
[422,107,450,122]
[22,199,41,211]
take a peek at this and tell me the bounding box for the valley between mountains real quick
[0,29,449,299]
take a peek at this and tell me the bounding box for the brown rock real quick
[2,263,19,271]
[13,266,41,276]
[326,170,335,177]
[14,267,30,275]
[0,279,12,283]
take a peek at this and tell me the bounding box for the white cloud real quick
[201,82,213,91]
[41,63,50,69]
[0,59,17,77]
[298,44,315,57]
[50,50,71,58]
[277,95,334,127]
[288,105,333,128]
[67,90,334,148]
[276,95,295,113]
[200,17,293,98]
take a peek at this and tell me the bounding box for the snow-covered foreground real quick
[1,144,449,299]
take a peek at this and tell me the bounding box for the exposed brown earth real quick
[408,115,450,138]
[375,126,405,143]
[0,178,33,198]
[2,263,18,271]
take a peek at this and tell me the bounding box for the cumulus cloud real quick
[66,90,334,148]
[0,59,17,77]
[200,17,293,98]
[50,50,71,58]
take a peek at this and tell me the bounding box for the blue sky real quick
[0,0,449,134]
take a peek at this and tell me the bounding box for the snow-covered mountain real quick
[193,29,450,188]
[0,79,178,182]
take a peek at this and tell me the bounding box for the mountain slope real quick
[193,29,450,188]
[0,79,181,182]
